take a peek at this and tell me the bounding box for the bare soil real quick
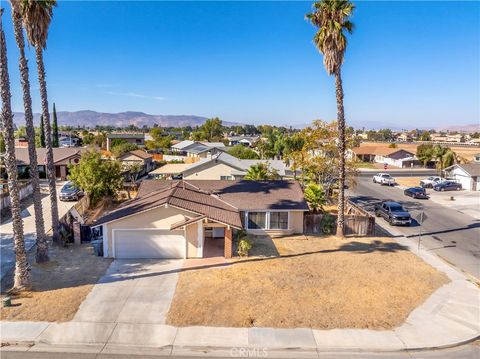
[0,244,112,322]
[167,235,449,329]
[395,177,424,188]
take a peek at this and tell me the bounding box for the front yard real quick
[167,235,449,329]
[1,244,112,322]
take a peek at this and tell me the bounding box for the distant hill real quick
[435,124,480,133]
[12,110,240,128]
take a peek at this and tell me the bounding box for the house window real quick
[220,175,234,180]
[269,212,288,230]
[247,212,266,229]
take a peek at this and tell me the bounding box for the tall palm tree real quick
[433,145,449,175]
[21,0,59,241]
[306,0,355,237]
[10,0,49,262]
[1,8,31,289]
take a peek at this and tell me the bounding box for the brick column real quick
[224,227,232,259]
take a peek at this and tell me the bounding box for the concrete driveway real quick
[74,259,183,324]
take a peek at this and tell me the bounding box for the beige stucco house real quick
[92,180,308,260]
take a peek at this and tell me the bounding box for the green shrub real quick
[236,230,252,257]
[321,213,336,234]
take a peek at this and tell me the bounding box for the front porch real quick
[201,222,233,259]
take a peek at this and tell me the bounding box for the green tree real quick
[52,102,59,147]
[145,127,173,150]
[433,145,449,174]
[68,151,123,206]
[416,144,434,167]
[306,0,355,237]
[227,144,259,159]
[192,117,223,141]
[304,183,326,213]
[0,11,31,289]
[21,0,60,242]
[244,163,279,180]
[111,142,139,158]
[124,162,143,199]
[420,131,431,141]
[39,115,46,147]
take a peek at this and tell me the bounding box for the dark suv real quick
[433,181,462,192]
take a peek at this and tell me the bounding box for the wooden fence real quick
[304,199,375,236]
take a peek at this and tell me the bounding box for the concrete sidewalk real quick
[1,227,479,357]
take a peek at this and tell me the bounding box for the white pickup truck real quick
[373,173,396,186]
[419,176,443,188]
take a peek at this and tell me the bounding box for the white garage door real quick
[113,229,186,259]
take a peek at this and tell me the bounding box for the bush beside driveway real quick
[167,235,449,329]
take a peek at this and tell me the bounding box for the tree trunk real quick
[334,69,346,237]
[35,46,60,242]
[11,5,49,262]
[0,15,31,289]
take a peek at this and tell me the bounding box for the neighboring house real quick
[149,152,292,180]
[474,153,480,163]
[468,138,480,146]
[443,163,480,191]
[227,135,260,147]
[119,150,155,176]
[431,134,464,143]
[170,140,226,161]
[348,146,418,168]
[106,133,145,151]
[91,179,308,259]
[14,138,29,148]
[14,147,85,180]
[395,133,412,142]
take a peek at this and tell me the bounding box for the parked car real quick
[433,181,462,192]
[374,201,412,226]
[373,173,395,186]
[404,187,428,199]
[420,176,443,188]
[59,181,83,201]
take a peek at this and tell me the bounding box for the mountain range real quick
[11,110,479,132]
[12,111,236,128]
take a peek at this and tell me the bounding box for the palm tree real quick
[306,0,355,237]
[433,145,449,175]
[1,9,31,289]
[244,163,278,180]
[21,0,59,242]
[10,0,49,262]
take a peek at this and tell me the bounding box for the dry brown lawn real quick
[395,177,423,188]
[1,244,112,322]
[168,235,449,329]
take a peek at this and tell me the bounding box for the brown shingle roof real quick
[93,181,242,229]
[120,149,153,160]
[456,163,480,177]
[14,147,86,165]
[351,146,414,157]
[137,180,309,211]
[94,179,308,228]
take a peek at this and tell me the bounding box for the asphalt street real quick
[1,343,479,359]
[348,176,480,279]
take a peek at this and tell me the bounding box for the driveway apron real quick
[74,259,183,324]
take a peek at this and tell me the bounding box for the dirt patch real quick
[0,244,112,322]
[395,177,424,188]
[167,235,449,329]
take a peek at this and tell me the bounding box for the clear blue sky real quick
[3,1,479,128]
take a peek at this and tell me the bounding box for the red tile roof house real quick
[91,180,308,259]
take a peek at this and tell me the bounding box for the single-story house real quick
[348,146,418,168]
[149,152,292,180]
[14,147,86,180]
[227,136,260,147]
[119,150,155,176]
[92,180,308,259]
[106,133,145,151]
[170,141,226,161]
[443,162,480,191]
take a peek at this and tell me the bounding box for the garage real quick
[112,229,186,259]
